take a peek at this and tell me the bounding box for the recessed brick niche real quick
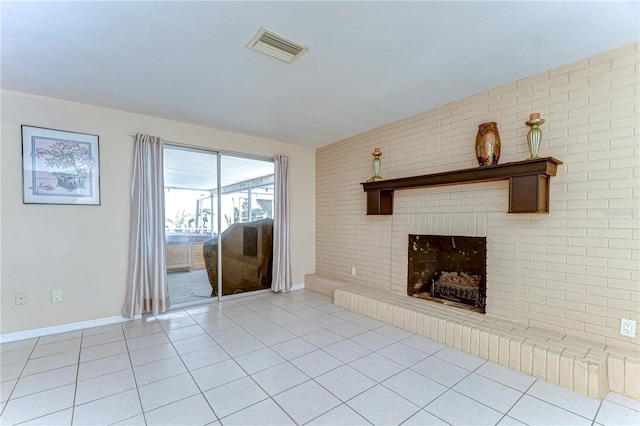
[407,234,486,313]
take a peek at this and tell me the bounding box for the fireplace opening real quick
[407,234,486,313]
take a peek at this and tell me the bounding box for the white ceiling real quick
[2,1,638,149]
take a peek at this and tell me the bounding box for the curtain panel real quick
[123,133,170,318]
[272,155,292,292]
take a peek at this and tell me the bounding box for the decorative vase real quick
[475,122,501,166]
[368,148,383,182]
[526,113,545,159]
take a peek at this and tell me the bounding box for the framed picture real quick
[22,125,101,205]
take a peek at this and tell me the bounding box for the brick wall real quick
[316,43,639,351]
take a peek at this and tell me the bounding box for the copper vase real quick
[475,122,501,166]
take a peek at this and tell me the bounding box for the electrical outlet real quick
[15,291,27,305]
[52,290,63,303]
[620,318,636,338]
[351,266,357,276]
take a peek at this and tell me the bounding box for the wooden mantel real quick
[361,157,563,215]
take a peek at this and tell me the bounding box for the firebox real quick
[407,234,486,313]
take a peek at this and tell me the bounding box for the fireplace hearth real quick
[408,234,486,313]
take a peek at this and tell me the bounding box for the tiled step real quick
[305,273,640,401]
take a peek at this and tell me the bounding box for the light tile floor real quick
[1,290,639,425]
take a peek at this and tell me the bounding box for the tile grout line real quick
[154,306,222,424]
[3,335,85,423]
[2,337,40,412]
[524,392,599,423]
[0,337,43,423]
[591,398,604,426]
[2,290,634,425]
[295,315,436,424]
[68,328,85,426]
[200,298,319,421]
[220,293,356,424]
[183,297,313,425]
[121,320,150,425]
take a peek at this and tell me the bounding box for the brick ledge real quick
[305,273,639,400]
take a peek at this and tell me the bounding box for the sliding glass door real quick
[218,154,274,296]
[164,146,219,304]
[163,145,274,304]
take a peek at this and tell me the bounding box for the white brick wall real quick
[316,43,640,350]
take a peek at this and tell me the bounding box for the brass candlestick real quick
[526,113,545,159]
[368,148,383,182]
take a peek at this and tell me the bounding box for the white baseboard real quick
[0,314,141,344]
[1,285,307,343]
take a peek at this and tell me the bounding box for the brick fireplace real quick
[312,43,640,401]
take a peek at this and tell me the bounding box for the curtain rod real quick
[128,132,274,162]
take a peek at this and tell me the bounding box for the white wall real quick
[1,90,316,334]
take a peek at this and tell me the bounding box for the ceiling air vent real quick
[247,27,309,64]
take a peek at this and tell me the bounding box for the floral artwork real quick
[22,126,100,205]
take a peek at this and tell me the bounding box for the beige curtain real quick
[272,155,292,292]
[123,133,170,318]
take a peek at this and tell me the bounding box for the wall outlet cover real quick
[620,318,636,338]
[15,291,27,305]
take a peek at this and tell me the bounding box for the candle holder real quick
[368,148,383,182]
[526,113,545,159]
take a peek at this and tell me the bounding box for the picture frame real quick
[22,125,101,205]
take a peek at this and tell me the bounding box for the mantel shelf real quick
[361,157,563,215]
